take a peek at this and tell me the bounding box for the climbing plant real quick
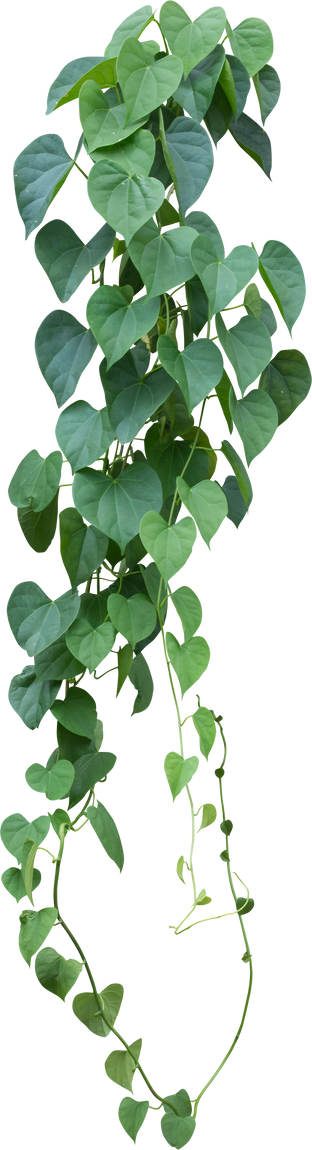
[2,3,310,1145]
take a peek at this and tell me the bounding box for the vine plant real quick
[2,4,311,1146]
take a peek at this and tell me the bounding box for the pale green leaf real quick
[9,450,62,513]
[177,475,228,548]
[157,334,223,412]
[160,2,226,78]
[164,751,199,799]
[117,37,183,122]
[225,17,273,76]
[73,461,162,552]
[87,285,160,368]
[259,240,306,334]
[108,593,156,647]
[119,1097,149,1142]
[230,388,278,464]
[35,946,83,999]
[192,707,216,758]
[87,800,124,871]
[215,312,272,394]
[170,586,202,643]
[139,511,196,582]
[11,131,84,238]
[166,632,210,696]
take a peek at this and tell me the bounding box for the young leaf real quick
[87,800,124,871]
[34,636,84,682]
[160,116,213,218]
[220,819,233,835]
[60,508,109,588]
[19,907,57,966]
[46,57,117,114]
[51,687,97,740]
[107,594,156,648]
[86,285,160,368]
[166,632,210,696]
[157,335,223,411]
[230,388,278,465]
[196,889,211,905]
[9,666,60,730]
[176,476,228,548]
[73,462,162,552]
[225,17,273,76]
[7,583,80,657]
[1,866,41,904]
[105,1039,142,1091]
[164,752,199,800]
[88,159,164,247]
[117,644,134,696]
[215,312,272,394]
[220,440,252,508]
[192,707,216,759]
[160,3,226,78]
[118,1097,149,1143]
[35,310,97,408]
[66,618,115,673]
[35,220,115,302]
[17,493,59,553]
[177,855,186,883]
[68,751,116,810]
[229,113,272,179]
[170,586,202,643]
[25,760,74,801]
[259,350,311,424]
[128,652,154,714]
[245,295,277,336]
[73,983,124,1036]
[199,803,217,830]
[204,81,232,144]
[14,134,78,238]
[219,54,250,120]
[253,64,280,124]
[9,450,62,513]
[244,282,262,318]
[117,37,183,122]
[35,947,83,999]
[236,897,254,915]
[139,512,196,582]
[258,240,306,334]
[105,7,153,57]
[173,46,225,122]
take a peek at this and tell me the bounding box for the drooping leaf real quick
[35,947,83,999]
[166,632,210,696]
[9,666,60,730]
[117,37,183,122]
[87,800,124,871]
[7,583,80,657]
[19,907,57,966]
[215,371,234,432]
[139,512,196,582]
[57,718,102,765]
[185,277,208,337]
[80,81,149,150]
[259,349,311,424]
[9,450,62,513]
[59,508,108,590]
[192,706,216,758]
[171,586,201,643]
[17,493,59,553]
[100,350,172,442]
[145,427,210,500]
[185,208,224,251]
[117,644,134,696]
[73,461,162,552]
[160,115,213,218]
[87,285,160,369]
[132,225,197,301]
[191,235,258,318]
[157,335,223,412]
[230,388,278,465]
[219,53,250,120]
[160,3,226,78]
[119,1097,149,1143]
[73,983,124,1036]
[204,81,232,144]
[220,439,253,507]
[25,759,75,800]
[229,112,272,179]
[215,312,272,394]
[105,1039,142,1091]
[177,476,228,548]
[34,635,84,681]
[173,46,225,121]
[105,7,153,57]
[51,687,97,739]
[199,803,217,830]
[35,220,115,302]
[108,593,156,648]
[225,17,273,76]
[222,476,247,528]
[253,64,280,124]
[66,618,115,673]
[14,134,78,238]
[128,652,153,715]
[1,866,41,903]
[162,1085,196,1146]
[88,158,164,247]
[258,240,306,334]
[35,310,97,407]
[68,750,116,810]
[47,56,116,114]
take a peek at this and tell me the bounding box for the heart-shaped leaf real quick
[192,707,216,758]
[25,759,74,800]
[219,53,250,120]
[17,494,59,554]
[229,112,272,178]
[1,866,41,903]
[14,134,78,239]
[79,81,148,150]
[215,312,272,394]
[225,16,273,76]
[35,947,83,999]
[259,349,311,425]
[236,896,254,915]
[117,36,183,121]
[59,508,109,589]
[199,803,217,829]
[191,236,258,318]
[160,3,226,78]
[173,45,225,121]
[157,335,223,412]
[253,64,280,124]
[139,512,196,582]
[258,240,306,334]
[160,115,213,218]
[164,751,198,799]
[87,800,124,871]
[73,982,124,1036]
[19,907,57,966]
[170,586,202,643]
[117,644,134,697]
[105,6,153,56]
[128,652,153,715]
[118,1097,149,1143]
[222,475,247,528]
[51,687,97,740]
[46,56,116,114]
[73,461,162,552]
[34,636,84,682]
[35,220,115,302]
[177,476,228,548]
[88,158,164,246]
[9,450,62,513]
[134,226,197,301]
[35,310,97,408]
[1,813,50,864]
[107,593,156,648]
[68,751,116,810]
[100,350,172,443]
[166,632,210,696]
[94,128,156,175]
[105,1039,142,1091]
[145,427,210,501]
[87,285,160,368]
[9,666,60,730]
[7,583,80,657]
[66,619,115,672]
[230,388,278,464]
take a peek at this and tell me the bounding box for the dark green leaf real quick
[1,866,41,903]
[221,819,233,835]
[51,687,97,739]
[9,666,60,730]
[35,220,115,302]
[236,896,254,915]
[17,492,58,553]
[259,349,311,424]
[160,2,226,77]
[219,54,250,120]
[7,583,80,657]
[73,982,124,1036]
[215,312,272,394]
[117,644,134,696]
[220,849,229,861]
[222,476,247,528]
[253,64,280,124]
[177,475,228,548]
[25,759,74,800]
[192,707,216,759]
[171,586,201,643]
[128,652,153,714]
[57,719,102,764]
[68,751,116,810]
[204,81,232,144]
[230,388,278,464]
[35,310,97,407]
[199,803,217,830]
[73,461,162,552]
[119,1097,149,1143]
[156,199,179,227]
[244,282,262,318]
[225,17,273,76]
[145,427,210,500]
[215,371,234,432]
[105,1039,142,1091]
[117,37,183,122]
[19,907,57,965]
[229,112,271,178]
[66,618,115,672]
[100,351,172,442]
[140,512,196,582]
[221,439,252,507]
[105,7,153,57]
[9,450,62,512]
[166,632,210,696]
[173,46,225,121]
[59,507,108,589]
[87,800,124,871]
[185,276,208,337]
[14,134,77,238]
[157,335,223,411]
[35,947,83,999]
[34,636,84,681]
[160,116,213,218]
[87,285,160,368]
[258,240,306,334]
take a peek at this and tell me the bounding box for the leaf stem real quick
[153,16,169,53]
[74,161,88,179]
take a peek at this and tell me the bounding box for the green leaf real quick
[117,644,134,696]
[105,7,153,56]
[107,593,156,648]
[25,759,74,800]
[221,819,233,835]
[51,687,97,739]
[35,220,115,302]
[20,839,38,904]
[259,349,311,425]
[199,803,217,829]
[73,983,124,1036]
[173,46,225,121]
[133,225,197,301]
[87,800,124,871]
[196,888,211,905]
[253,64,280,125]
[166,632,210,696]
[105,1039,142,1091]
[222,476,247,528]
[192,707,216,759]
[48,808,70,837]
[66,618,115,673]
[35,947,82,999]
[160,116,213,218]
[87,285,160,369]
[47,57,117,114]
[171,586,201,643]
[221,439,252,507]
[177,476,228,548]
[7,583,80,657]
[9,450,62,513]
[160,3,226,78]
[225,17,273,76]
[236,897,254,915]
[164,750,199,800]
[215,312,272,394]
[229,113,272,179]
[73,461,162,552]
[88,160,164,247]
[204,80,232,144]
[59,508,108,589]
[244,282,262,318]
[1,866,41,903]
[17,493,59,553]
[9,666,60,730]
[80,81,149,150]
[220,849,229,861]
[248,296,277,336]
[19,907,57,966]
[57,718,102,764]
[34,636,84,681]
[258,240,306,334]
[191,235,258,319]
[215,371,234,432]
[68,751,116,810]
[53,395,115,466]
[139,512,196,582]
[177,855,185,882]
[1,813,50,864]
[162,1109,195,1147]
[185,277,208,337]
[157,335,223,412]
[119,1097,149,1142]
[94,129,156,176]
[101,352,172,442]
[117,37,183,122]
[14,134,78,239]
[145,427,210,500]
[225,52,256,121]
[230,388,278,465]
[35,310,97,408]
[128,652,153,714]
